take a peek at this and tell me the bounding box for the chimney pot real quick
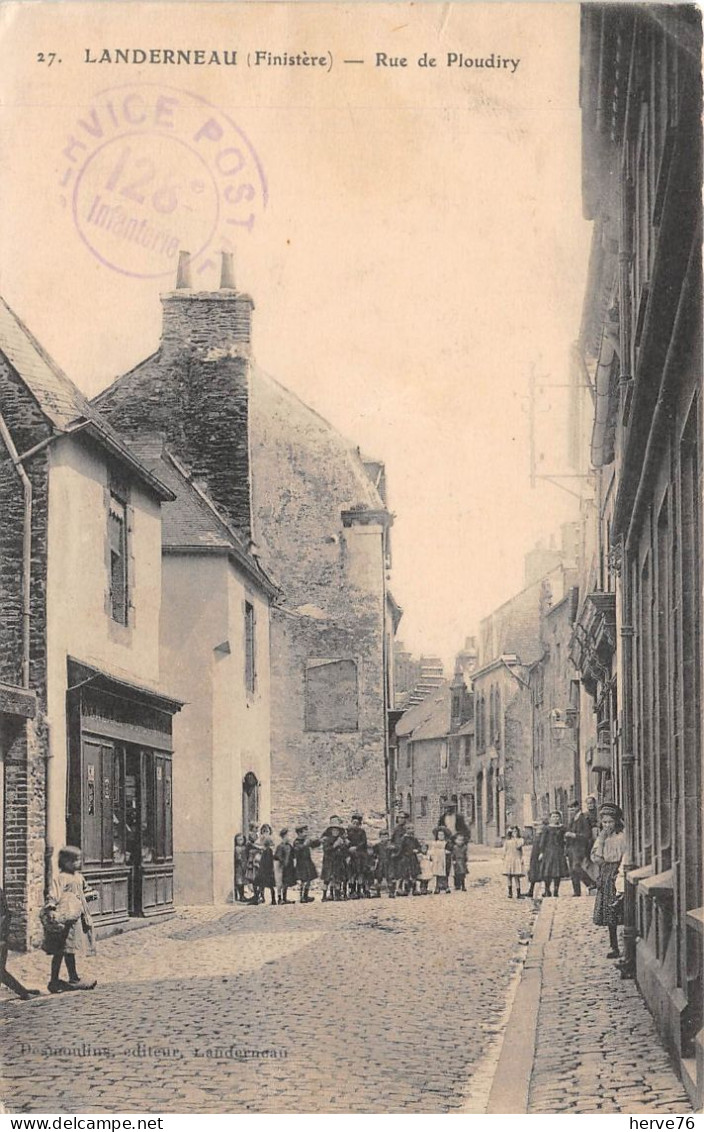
[176,250,193,290]
[220,251,236,290]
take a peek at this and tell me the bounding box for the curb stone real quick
[486,898,555,1114]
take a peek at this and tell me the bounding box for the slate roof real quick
[126,436,279,596]
[395,681,452,741]
[0,297,173,501]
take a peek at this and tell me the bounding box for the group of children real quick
[233,813,471,904]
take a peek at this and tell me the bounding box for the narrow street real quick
[2,854,536,1114]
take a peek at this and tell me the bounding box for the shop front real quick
[66,660,182,927]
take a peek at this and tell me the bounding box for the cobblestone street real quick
[527,899,694,1114]
[3,854,538,1114]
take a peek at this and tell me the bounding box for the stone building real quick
[94,253,396,834]
[577,4,702,1105]
[127,438,277,906]
[471,555,577,844]
[530,586,581,821]
[394,670,474,843]
[0,297,181,947]
[0,291,280,942]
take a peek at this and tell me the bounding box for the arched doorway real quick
[242,772,259,834]
[476,770,484,844]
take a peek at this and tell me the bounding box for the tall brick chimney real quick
[156,251,255,541]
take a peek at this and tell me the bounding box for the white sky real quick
[0,1,592,666]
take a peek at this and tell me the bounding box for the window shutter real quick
[126,504,136,628]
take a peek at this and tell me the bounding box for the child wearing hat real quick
[320,816,348,901]
[372,829,394,897]
[591,803,626,957]
[292,825,320,903]
[539,811,569,897]
[346,813,368,899]
[274,829,296,905]
[255,824,276,906]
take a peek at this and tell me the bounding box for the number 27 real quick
[36,52,58,66]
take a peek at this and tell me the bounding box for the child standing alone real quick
[46,846,97,993]
[502,826,525,898]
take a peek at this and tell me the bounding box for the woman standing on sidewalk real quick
[539,811,569,897]
[591,802,626,958]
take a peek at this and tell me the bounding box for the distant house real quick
[394,669,474,843]
[94,253,397,833]
[530,587,580,821]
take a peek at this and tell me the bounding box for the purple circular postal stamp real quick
[59,83,267,279]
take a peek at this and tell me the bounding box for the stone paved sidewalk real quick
[527,897,694,1114]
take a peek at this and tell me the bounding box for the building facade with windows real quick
[579,5,703,1106]
[470,559,577,845]
[0,297,181,947]
[95,253,397,834]
[394,673,474,844]
[530,586,581,821]
[128,439,278,906]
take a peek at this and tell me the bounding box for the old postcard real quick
[0,0,701,1118]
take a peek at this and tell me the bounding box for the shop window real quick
[140,750,173,864]
[440,741,448,770]
[406,793,413,819]
[244,601,256,694]
[305,658,359,731]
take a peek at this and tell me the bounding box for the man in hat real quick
[436,799,470,844]
[346,812,368,898]
[436,800,470,878]
[388,812,409,897]
[585,794,599,837]
[564,800,597,896]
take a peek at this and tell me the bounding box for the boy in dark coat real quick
[527,818,548,897]
[372,829,394,897]
[256,824,276,905]
[320,816,348,901]
[451,834,469,891]
[346,812,368,898]
[293,824,320,903]
[273,829,296,905]
[565,801,597,896]
[397,824,422,895]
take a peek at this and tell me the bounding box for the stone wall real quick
[95,286,391,837]
[0,353,51,949]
